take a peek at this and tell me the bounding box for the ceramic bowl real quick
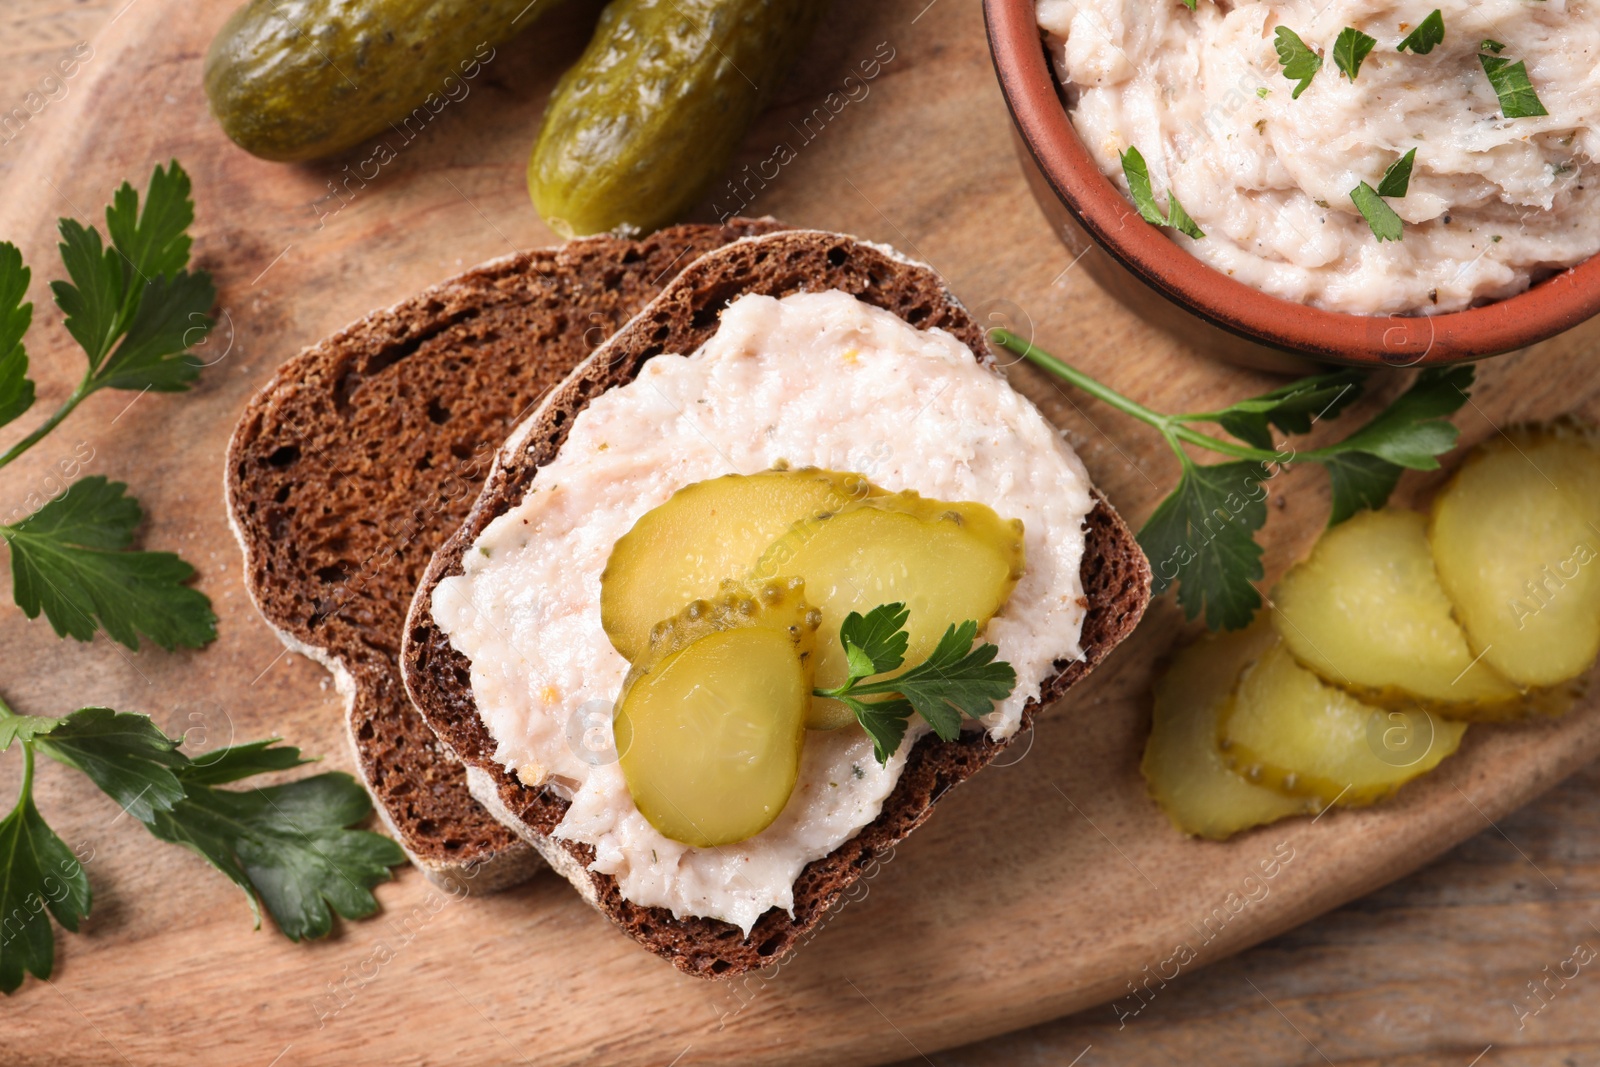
[984,0,1600,370]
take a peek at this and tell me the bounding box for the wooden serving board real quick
[4,1,1600,1064]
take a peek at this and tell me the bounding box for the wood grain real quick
[1,1,1598,1065]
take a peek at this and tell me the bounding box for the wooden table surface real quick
[2,2,1598,1065]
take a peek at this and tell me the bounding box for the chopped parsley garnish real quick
[1350,184,1401,240]
[1480,39,1506,54]
[990,331,1473,631]
[1274,27,1322,99]
[1351,149,1417,241]
[1397,10,1445,54]
[1480,53,1548,119]
[1377,148,1417,197]
[1120,146,1206,239]
[814,604,1017,765]
[1332,27,1378,80]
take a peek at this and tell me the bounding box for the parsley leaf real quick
[104,162,195,281]
[1120,146,1169,227]
[1481,39,1506,54]
[1,475,217,650]
[0,771,90,994]
[1377,148,1417,198]
[1306,364,1472,471]
[52,219,126,370]
[1321,451,1406,527]
[178,737,309,786]
[0,244,35,432]
[48,160,213,396]
[1165,193,1206,240]
[815,608,1018,765]
[1332,27,1378,80]
[1397,10,1445,54]
[1351,181,1405,241]
[0,714,61,751]
[878,621,1018,740]
[1120,146,1206,238]
[1480,54,1548,119]
[838,603,910,676]
[33,708,186,823]
[850,697,914,766]
[1139,459,1271,629]
[1199,369,1366,450]
[145,749,406,940]
[1274,27,1322,99]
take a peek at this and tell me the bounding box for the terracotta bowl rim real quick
[984,0,1600,366]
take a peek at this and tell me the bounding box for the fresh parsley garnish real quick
[1397,10,1445,54]
[1350,149,1417,241]
[814,603,1018,765]
[145,742,405,941]
[1480,39,1506,54]
[1480,53,1547,119]
[1274,27,1322,99]
[990,331,1473,631]
[1351,182,1405,241]
[1377,148,1417,197]
[0,697,406,991]
[1120,146,1206,240]
[0,161,216,649]
[2,476,216,650]
[1332,27,1378,80]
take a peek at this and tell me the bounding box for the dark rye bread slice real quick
[401,230,1152,971]
[224,220,787,894]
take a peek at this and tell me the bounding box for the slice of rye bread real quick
[400,229,1153,971]
[224,219,788,894]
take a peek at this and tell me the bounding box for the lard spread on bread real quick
[432,290,1094,931]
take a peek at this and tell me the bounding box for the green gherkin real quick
[528,0,823,237]
[204,0,554,162]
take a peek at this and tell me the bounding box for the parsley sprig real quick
[991,330,1472,631]
[0,162,407,995]
[0,695,406,993]
[814,603,1018,765]
[0,161,217,649]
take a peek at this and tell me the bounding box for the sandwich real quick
[399,228,1151,976]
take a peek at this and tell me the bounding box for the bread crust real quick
[224,220,787,892]
[400,229,1153,972]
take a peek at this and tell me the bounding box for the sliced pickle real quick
[1142,622,1317,840]
[601,467,881,661]
[1219,641,1468,807]
[756,491,1025,729]
[615,578,821,848]
[1271,509,1523,712]
[1430,427,1600,688]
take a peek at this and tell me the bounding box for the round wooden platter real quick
[4,1,1600,1064]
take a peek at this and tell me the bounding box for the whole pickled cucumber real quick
[529,0,823,237]
[204,0,553,162]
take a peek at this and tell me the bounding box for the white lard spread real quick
[1037,0,1600,314]
[432,289,1094,932]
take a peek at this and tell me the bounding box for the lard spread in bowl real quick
[1036,0,1600,316]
